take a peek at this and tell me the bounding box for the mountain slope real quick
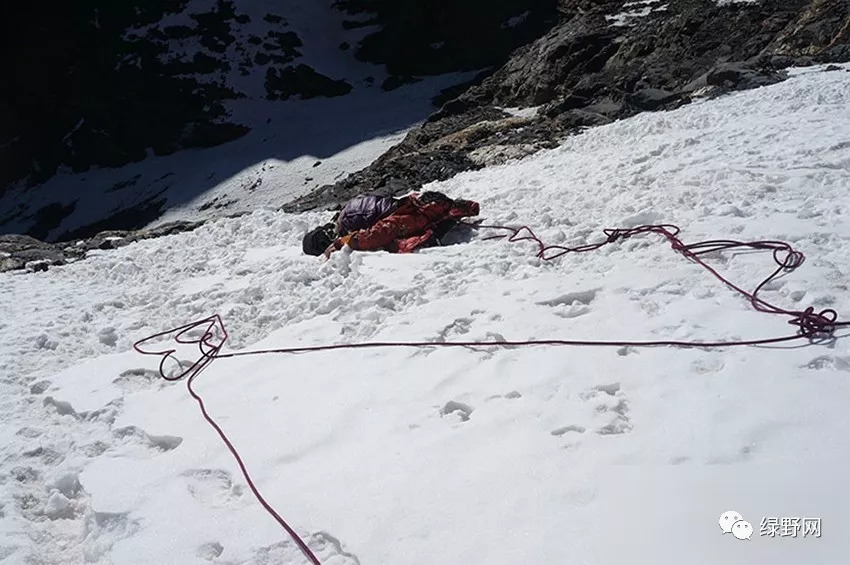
[3,0,848,251]
[0,0,465,242]
[287,0,850,212]
[1,62,849,564]
[1,0,560,244]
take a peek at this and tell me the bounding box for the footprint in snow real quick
[43,396,78,419]
[183,469,244,508]
[81,441,110,457]
[0,547,21,561]
[551,425,586,437]
[22,446,66,466]
[98,327,118,347]
[16,427,42,438]
[582,383,633,436]
[435,317,473,342]
[486,390,522,401]
[583,382,622,397]
[242,531,360,565]
[691,355,725,375]
[11,466,41,484]
[112,368,163,391]
[113,425,183,453]
[536,289,599,308]
[83,511,141,562]
[803,355,850,372]
[440,400,474,422]
[536,290,599,320]
[197,542,224,561]
[29,380,51,395]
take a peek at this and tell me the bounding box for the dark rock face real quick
[0,1,364,193]
[334,0,561,75]
[701,62,789,91]
[466,0,813,109]
[265,64,353,100]
[0,235,67,272]
[626,88,684,111]
[0,221,205,273]
[289,0,850,213]
[762,0,850,56]
[0,1,252,191]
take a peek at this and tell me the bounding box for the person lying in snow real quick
[301,191,480,258]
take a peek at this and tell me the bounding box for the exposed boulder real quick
[627,88,686,111]
[0,221,204,274]
[0,235,67,272]
[265,64,353,100]
[761,0,850,57]
[474,20,620,106]
[682,62,789,96]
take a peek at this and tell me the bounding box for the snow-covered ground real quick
[605,0,669,27]
[2,64,850,565]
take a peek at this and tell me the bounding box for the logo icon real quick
[732,520,754,540]
[719,511,743,534]
[719,511,753,541]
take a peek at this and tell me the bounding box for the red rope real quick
[133,222,848,565]
[473,222,843,337]
[133,316,323,565]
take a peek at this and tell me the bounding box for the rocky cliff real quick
[285,0,850,212]
[0,0,557,193]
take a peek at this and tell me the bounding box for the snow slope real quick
[0,77,470,242]
[2,64,850,565]
[0,0,473,241]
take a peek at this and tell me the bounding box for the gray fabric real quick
[338,194,401,235]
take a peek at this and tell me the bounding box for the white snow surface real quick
[2,64,850,564]
[606,0,669,27]
[716,0,759,5]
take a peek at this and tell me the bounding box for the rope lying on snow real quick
[133,222,849,565]
[473,222,843,339]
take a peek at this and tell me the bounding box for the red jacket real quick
[333,193,480,253]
